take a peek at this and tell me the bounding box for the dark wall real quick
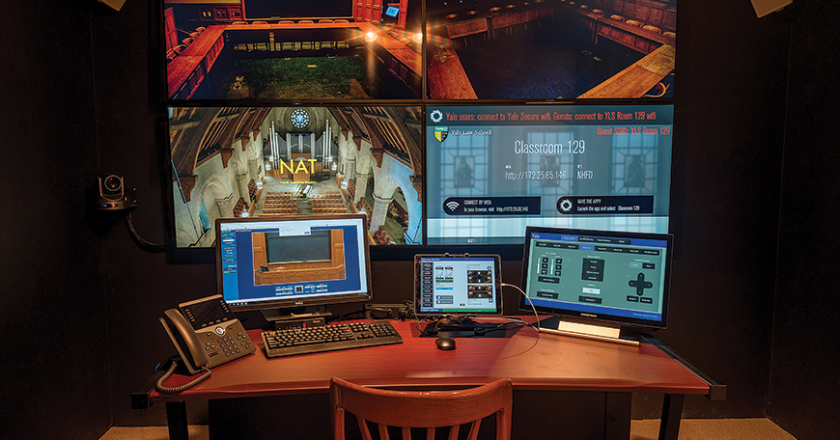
[768,2,840,440]
[0,2,111,440]
[641,0,790,418]
[4,0,838,439]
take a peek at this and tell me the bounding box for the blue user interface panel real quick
[218,216,369,308]
[522,229,670,324]
[425,104,674,245]
[416,255,501,315]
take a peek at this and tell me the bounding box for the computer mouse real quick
[435,337,456,351]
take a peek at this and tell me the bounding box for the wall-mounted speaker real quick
[750,0,792,17]
[98,0,127,12]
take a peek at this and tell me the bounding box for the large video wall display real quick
[168,106,424,248]
[425,0,676,100]
[161,1,677,253]
[425,104,674,245]
[163,0,422,100]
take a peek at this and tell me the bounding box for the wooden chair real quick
[330,377,513,440]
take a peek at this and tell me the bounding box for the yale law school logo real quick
[434,126,448,142]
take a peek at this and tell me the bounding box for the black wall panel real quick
[4,0,840,439]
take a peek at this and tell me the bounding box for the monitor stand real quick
[261,307,332,330]
[538,316,640,346]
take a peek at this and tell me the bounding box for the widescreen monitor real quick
[162,0,421,100]
[519,226,673,329]
[425,0,676,100]
[215,214,372,312]
[425,104,674,247]
[167,105,423,249]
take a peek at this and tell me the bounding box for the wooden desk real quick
[135,319,723,440]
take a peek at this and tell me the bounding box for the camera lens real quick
[104,175,122,192]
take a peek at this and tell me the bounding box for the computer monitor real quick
[384,5,400,18]
[425,0,676,100]
[425,104,674,248]
[168,105,424,252]
[215,214,372,316]
[414,254,502,316]
[414,253,504,336]
[519,226,673,343]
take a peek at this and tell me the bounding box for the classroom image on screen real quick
[251,229,347,286]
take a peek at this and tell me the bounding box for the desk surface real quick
[151,318,711,404]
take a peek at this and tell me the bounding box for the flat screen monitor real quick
[162,2,420,100]
[384,5,400,18]
[425,104,674,247]
[414,254,502,316]
[425,0,676,100]
[215,214,372,312]
[167,105,423,250]
[519,226,673,329]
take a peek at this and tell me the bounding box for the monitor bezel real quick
[413,253,503,317]
[215,213,373,312]
[519,226,673,329]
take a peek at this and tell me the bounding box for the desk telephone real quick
[156,294,256,393]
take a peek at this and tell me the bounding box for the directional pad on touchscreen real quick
[629,272,653,296]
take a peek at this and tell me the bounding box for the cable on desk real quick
[154,361,211,394]
[501,283,542,332]
[414,314,526,337]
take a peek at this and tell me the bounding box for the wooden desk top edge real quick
[143,318,718,405]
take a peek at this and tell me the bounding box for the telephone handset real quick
[156,294,256,394]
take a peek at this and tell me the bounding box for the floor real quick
[99,419,798,440]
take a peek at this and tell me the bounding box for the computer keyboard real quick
[261,320,403,358]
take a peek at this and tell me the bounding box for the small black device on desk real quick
[261,320,402,358]
[435,337,456,350]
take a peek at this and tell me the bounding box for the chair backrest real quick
[330,377,513,440]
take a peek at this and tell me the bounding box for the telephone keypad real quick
[196,319,256,366]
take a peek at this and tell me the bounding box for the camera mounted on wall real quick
[95,174,138,211]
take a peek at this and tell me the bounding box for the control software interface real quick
[217,216,370,309]
[522,229,670,325]
[426,104,673,245]
[416,255,501,315]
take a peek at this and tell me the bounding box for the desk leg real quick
[605,392,631,440]
[658,393,685,440]
[165,401,190,440]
